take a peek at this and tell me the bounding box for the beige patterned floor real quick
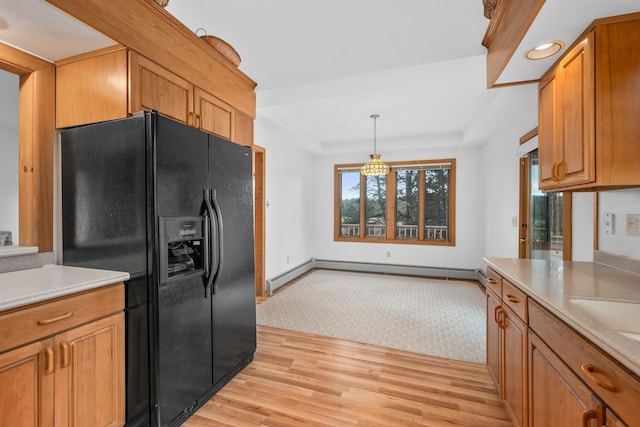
[257,269,487,364]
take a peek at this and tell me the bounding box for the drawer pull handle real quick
[581,363,617,392]
[582,409,597,427]
[44,347,54,375]
[505,294,520,304]
[60,342,70,369]
[37,312,74,325]
[488,278,498,284]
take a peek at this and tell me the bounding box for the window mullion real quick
[418,170,425,240]
[359,174,366,239]
[386,171,396,240]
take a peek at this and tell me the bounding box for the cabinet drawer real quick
[486,267,502,295]
[0,284,124,354]
[529,300,640,426]
[502,279,528,322]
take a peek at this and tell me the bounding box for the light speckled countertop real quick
[0,264,130,311]
[484,257,640,378]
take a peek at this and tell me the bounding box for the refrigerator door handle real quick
[210,189,224,295]
[204,192,216,298]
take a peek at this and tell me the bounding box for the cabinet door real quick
[503,306,528,427]
[556,36,594,187]
[538,35,594,191]
[486,288,501,392]
[233,109,254,147]
[0,340,54,427]
[538,72,558,189]
[56,48,128,128]
[605,409,627,427]
[129,52,193,125]
[194,87,234,139]
[529,331,603,427]
[55,313,125,427]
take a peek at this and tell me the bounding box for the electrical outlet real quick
[386,251,391,258]
[627,214,640,236]
[512,216,518,227]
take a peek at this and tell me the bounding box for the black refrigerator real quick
[61,111,257,427]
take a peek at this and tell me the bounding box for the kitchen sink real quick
[568,298,640,341]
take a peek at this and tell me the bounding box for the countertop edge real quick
[0,265,130,312]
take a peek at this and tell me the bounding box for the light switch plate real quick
[627,214,640,236]
[604,212,614,234]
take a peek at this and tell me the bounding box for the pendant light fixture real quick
[360,114,390,176]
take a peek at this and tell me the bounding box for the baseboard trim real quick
[266,259,315,294]
[266,259,483,295]
[314,259,480,281]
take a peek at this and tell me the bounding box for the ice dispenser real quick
[159,216,206,282]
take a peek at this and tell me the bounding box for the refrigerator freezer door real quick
[153,115,214,426]
[209,136,257,385]
[61,115,152,427]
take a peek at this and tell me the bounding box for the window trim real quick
[334,158,456,246]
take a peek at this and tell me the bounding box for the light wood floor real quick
[183,325,512,426]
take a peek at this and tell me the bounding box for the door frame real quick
[1,43,55,251]
[518,127,573,260]
[253,144,266,297]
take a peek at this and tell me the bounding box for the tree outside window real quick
[335,159,455,246]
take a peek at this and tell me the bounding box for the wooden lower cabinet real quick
[486,288,501,389]
[0,339,55,426]
[487,267,639,427]
[529,330,603,427]
[485,282,528,427]
[605,409,627,427]
[503,305,528,427]
[0,285,125,427]
[54,313,125,427]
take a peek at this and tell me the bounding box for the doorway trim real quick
[253,144,266,297]
[1,43,55,251]
[518,127,573,260]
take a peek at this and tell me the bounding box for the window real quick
[335,159,455,245]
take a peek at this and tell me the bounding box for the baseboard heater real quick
[265,259,315,294]
[314,259,480,281]
[265,258,483,294]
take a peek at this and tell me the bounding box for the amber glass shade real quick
[361,154,390,176]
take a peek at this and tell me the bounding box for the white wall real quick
[255,114,314,280]
[311,143,486,270]
[258,81,636,281]
[0,71,19,244]
[598,189,640,260]
[572,192,595,262]
[479,85,539,259]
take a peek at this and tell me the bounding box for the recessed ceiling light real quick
[525,41,564,60]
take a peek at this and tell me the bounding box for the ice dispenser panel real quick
[159,216,205,283]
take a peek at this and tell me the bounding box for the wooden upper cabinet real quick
[129,52,193,126]
[56,47,253,146]
[56,47,128,129]
[538,35,594,191]
[538,14,640,191]
[194,87,234,139]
